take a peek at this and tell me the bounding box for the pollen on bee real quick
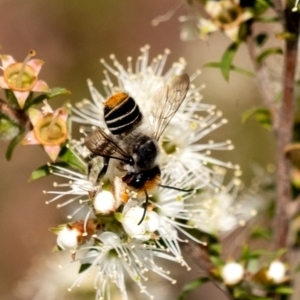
[105,92,128,109]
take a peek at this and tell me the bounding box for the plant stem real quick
[0,99,30,130]
[274,8,300,250]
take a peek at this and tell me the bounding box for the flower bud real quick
[266,261,286,283]
[93,190,117,214]
[221,261,244,285]
[57,225,81,250]
[122,206,151,240]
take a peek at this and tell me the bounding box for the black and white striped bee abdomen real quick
[104,92,142,135]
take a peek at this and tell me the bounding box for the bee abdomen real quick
[104,92,142,135]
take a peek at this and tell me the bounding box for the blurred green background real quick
[0,1,275,299]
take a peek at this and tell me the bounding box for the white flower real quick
[93,190,119,214]
[121,201,160,241]
[187,167,262,235]
[221,261,244,285]
[266,261,286,283]
[43,163,95,219]
[57,225,80,250]
[70,232,178,300]
[44,162,122,221]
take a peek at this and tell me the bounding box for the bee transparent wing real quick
[84,127,130,159]
[151,73,190,140]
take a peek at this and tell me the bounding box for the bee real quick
[85,73,190,224]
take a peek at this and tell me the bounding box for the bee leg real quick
[96,156,110,184]
[85,153,97,180]
[137,189,148,225]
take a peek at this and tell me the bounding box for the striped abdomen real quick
[104,92,142,135]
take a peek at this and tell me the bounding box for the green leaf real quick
[204,62,254,78]
[240,244,267,260]
[28,162,71,181]
[178,277,209,300]
[5,129,26,160]
[49,224,66,234]
[256,48,283,65]
[29,164,51,181]
[5,89,22,109]
[255,33,268,47]
[274,286,293,295]
[209,243,222,256]
[255,16,280,22]
[251,227,272,240]
[249,297,273,300]
[220,42,240,81]
[209,255,224,267]
[114,212,123,222]
[59,145,86,173]
[242,107,272,129]
[79,263,91,273]
[23,87,71,110]
[254,0,273,15]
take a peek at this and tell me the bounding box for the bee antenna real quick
[137,189,148,225]
[158,184,194,192]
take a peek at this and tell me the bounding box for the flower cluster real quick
[40,45,262,299]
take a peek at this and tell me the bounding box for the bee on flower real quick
[42,45,252,300]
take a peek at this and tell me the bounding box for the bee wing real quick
[151,73,190,140]
[84,127,130,159]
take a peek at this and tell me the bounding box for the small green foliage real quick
[253,0,273,15]
[256,47,283,65]
[255,33,268,47]
[273,286,293,295]
[23,87,71,110]
[114,212,123,222]
[220,42,240,81]
[79,263,91,274]
[59,145,86,173]
[178,277,209,300]
[5,89,21,109]
[255,16,280,22]
[28,162,70,181]
[5,129,26,160]
[49,224,66,234]
[0,117,20,140]
[251,227,272,240]
[204,62,254,77]
[242,107,272,129]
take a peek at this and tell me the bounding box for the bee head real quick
[122,166,161,191]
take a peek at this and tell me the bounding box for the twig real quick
[274,7,300,250]
[182,241,233,300]
[0,99,30,131]
[245,33,278,127]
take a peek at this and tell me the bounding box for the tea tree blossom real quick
[21,102,69,161]
[183,167,265,235]
[68,232,179,300]
[0,50,50,109]
[178,0,253,41]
